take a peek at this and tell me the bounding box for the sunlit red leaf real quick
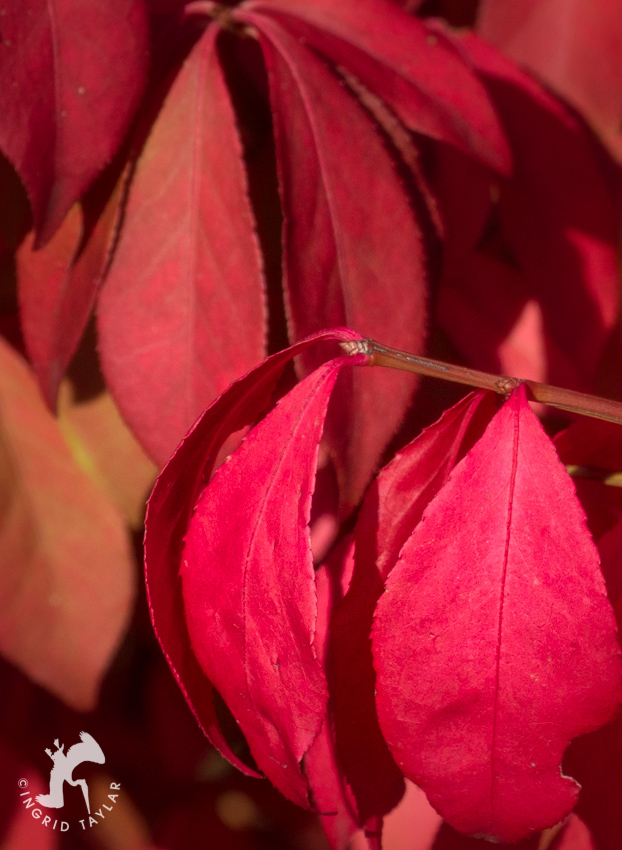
[144,329,360,779]
[330,391,495,828]
[181,358,358,806]
[478,0,622,163]
[0,338,134,710]
[373,385,622,842]
[98,22,266,465]
[244,10,426,509]
[0,0,148,244]
[243,0,511,173]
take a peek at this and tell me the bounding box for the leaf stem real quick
[340,338,622,426]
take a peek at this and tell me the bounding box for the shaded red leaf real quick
[17,175,124,410]
[0,0,148,244]
[431,822,539,850]
[98,22,266,466]
[144,328,360,779]
[554,420,622,549]
[243,0,511,173]
[304,546,358,850]
[563,709,622,850]
[0,338,134,710]
[243,10,425,510]
[373,384,622,842]
[434,27,620,391]
[478,0,622,164]
[181,358,358,806]
[330,391,496,828]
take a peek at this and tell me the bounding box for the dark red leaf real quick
[242,0,511,173]
[0,0,148,244]
[330,391,496,827]
[477,0,622,163]
[373,385,622,842]
[144,328,360,779]
[244,10,426,510]
[180,358,356,806]
[98,23,266,465]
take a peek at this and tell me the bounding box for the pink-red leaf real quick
[144,328,360,779]
[180,358,353,806]
[477,0,622,163]
[98,23,266,465]
[330,391,496,827]
[373,385,622,842]
[242,0,511,173]
[0,0,148,244]
[244,11,426,509]
[0,338,134,710]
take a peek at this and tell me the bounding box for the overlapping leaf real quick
[434,28,619,391]
[0,338,134,710]
[329,391,496,829]
[181,358,357,806]
[243,0,511,173]
[144,328,361,781]
[373,385,622,842]
[0,0,148,244]
[98,22,267,465]
[478,0,622,163]
[17,175,124,410]
[241,10,425,510]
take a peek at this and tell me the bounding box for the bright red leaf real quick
[144,328,361,783]
[329,391,496,829]
[478,0,622,164]
[243,9,426,510]
[373,384,622,842]
[0,0,148,245]
[98,22,266,465]
[181,358,355,807]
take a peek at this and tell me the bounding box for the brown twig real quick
[340,338,622,427]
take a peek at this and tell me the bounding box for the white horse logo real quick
[36,732,105,814]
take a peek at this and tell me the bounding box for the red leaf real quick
[435,27,620,390]
[144,328,360,779]
[0,0,148,244]
[17,176,124,409]
[98,23,266,466]
[244,11,426,510]
[330,391,496,826]
[304,547,358,850]
[0,338,134,710]
[373,384,622,842]
[243,0,511,173]
[181,358,356,806]
[478,0,622,164]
